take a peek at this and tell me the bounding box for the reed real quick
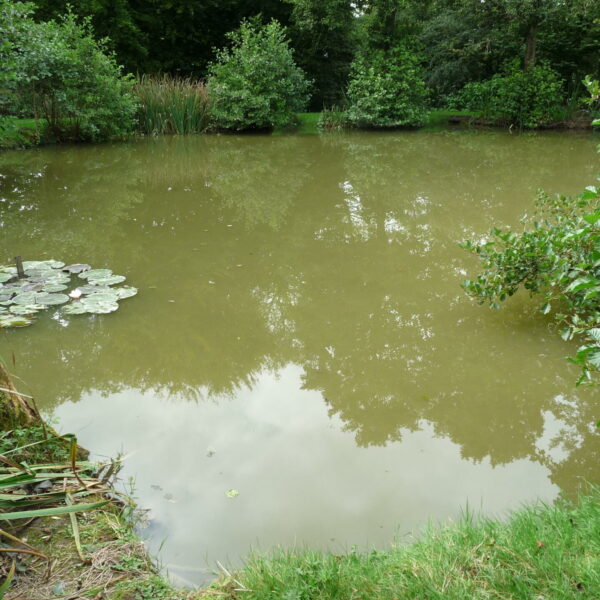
[134,74,211,135]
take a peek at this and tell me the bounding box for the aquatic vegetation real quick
[135,74,211,135]
[0,260,137,328]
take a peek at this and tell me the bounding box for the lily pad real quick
[0,314,33,328]
[82,301,119,314]
[23,260,65,270]
[10,305,42,316]
[0,273,13,283]
[22,282,45,292]
[35,293,70,306]
[115,286,138,300]
[63,263,91,274]
[62,303,89,315]
[87,275,126,286]
[42,283,68,293]
[78,284,112,295]
[12,292,39,305]
[79,269,112,280]
[85,290,120,303]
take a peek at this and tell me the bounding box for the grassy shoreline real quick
[3,110,594,149]
[1,425,598,599]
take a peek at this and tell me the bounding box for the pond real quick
[1,129,599,586]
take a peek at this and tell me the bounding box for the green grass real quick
[208,488,600,600]
[424,109,481,128]
[0,117,47,148]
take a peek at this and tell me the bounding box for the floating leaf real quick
[0,273,13,283]
[79,269,112,280]
[35,293,69,306]
[10,305,42,316]
[42,283,68,293]
[23,260,65,270]
[12,292,38,305]
[225,489,239,498]
[22,282,45,292]
[85,290,120,303]
[78,284,112,295]
[115,286,138,300]
[0,314,33,328]
[87,275,126,286]
[63,264,91,274]
[84,302,119,314]
[62,303,89,315]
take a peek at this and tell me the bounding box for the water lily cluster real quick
[0,260,137,328]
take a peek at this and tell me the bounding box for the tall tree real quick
[286,0,356,109]
[19,0,294,76]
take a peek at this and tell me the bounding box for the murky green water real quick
[1,130,599,586]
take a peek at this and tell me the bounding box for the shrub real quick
[207,19,310,131]
[134,74,210,135]
[451,63,565,128]
[1,3,137,141]
[345,45,428,129]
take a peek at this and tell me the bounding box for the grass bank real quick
[1,423,598,599]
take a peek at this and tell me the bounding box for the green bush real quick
[345,45,428,129]
[1,2,137,141]
[207,20,310,131]
[451,63,565,128]
[134,74,210,135]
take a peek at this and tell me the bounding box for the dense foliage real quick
[207,20,310,131]
[1,1,137,141]
[451,62,564,128]
[13,0,599,120]
[462,183,600,384]
[286,0,356,109]
[346,44,428,128]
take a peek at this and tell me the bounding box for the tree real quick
[286,0,356,109]
[20,0,294,76]
[207,20,310,131]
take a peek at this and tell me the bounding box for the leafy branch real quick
[461,184,600,385]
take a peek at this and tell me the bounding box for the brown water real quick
[1,130,599,586]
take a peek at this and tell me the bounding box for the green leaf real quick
[0,500,108,520]
[0,560,15,595]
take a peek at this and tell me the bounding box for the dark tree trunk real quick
[524,22,538,71]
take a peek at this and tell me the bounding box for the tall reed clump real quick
[134,74,211,135]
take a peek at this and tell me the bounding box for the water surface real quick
[1,130,599,585]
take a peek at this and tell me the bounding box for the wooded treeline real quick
[18,0,600,109]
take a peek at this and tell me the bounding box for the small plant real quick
[345,44,428,129]
[134,74,211,135]
[207,19,310,131]
[450,63,564,128]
